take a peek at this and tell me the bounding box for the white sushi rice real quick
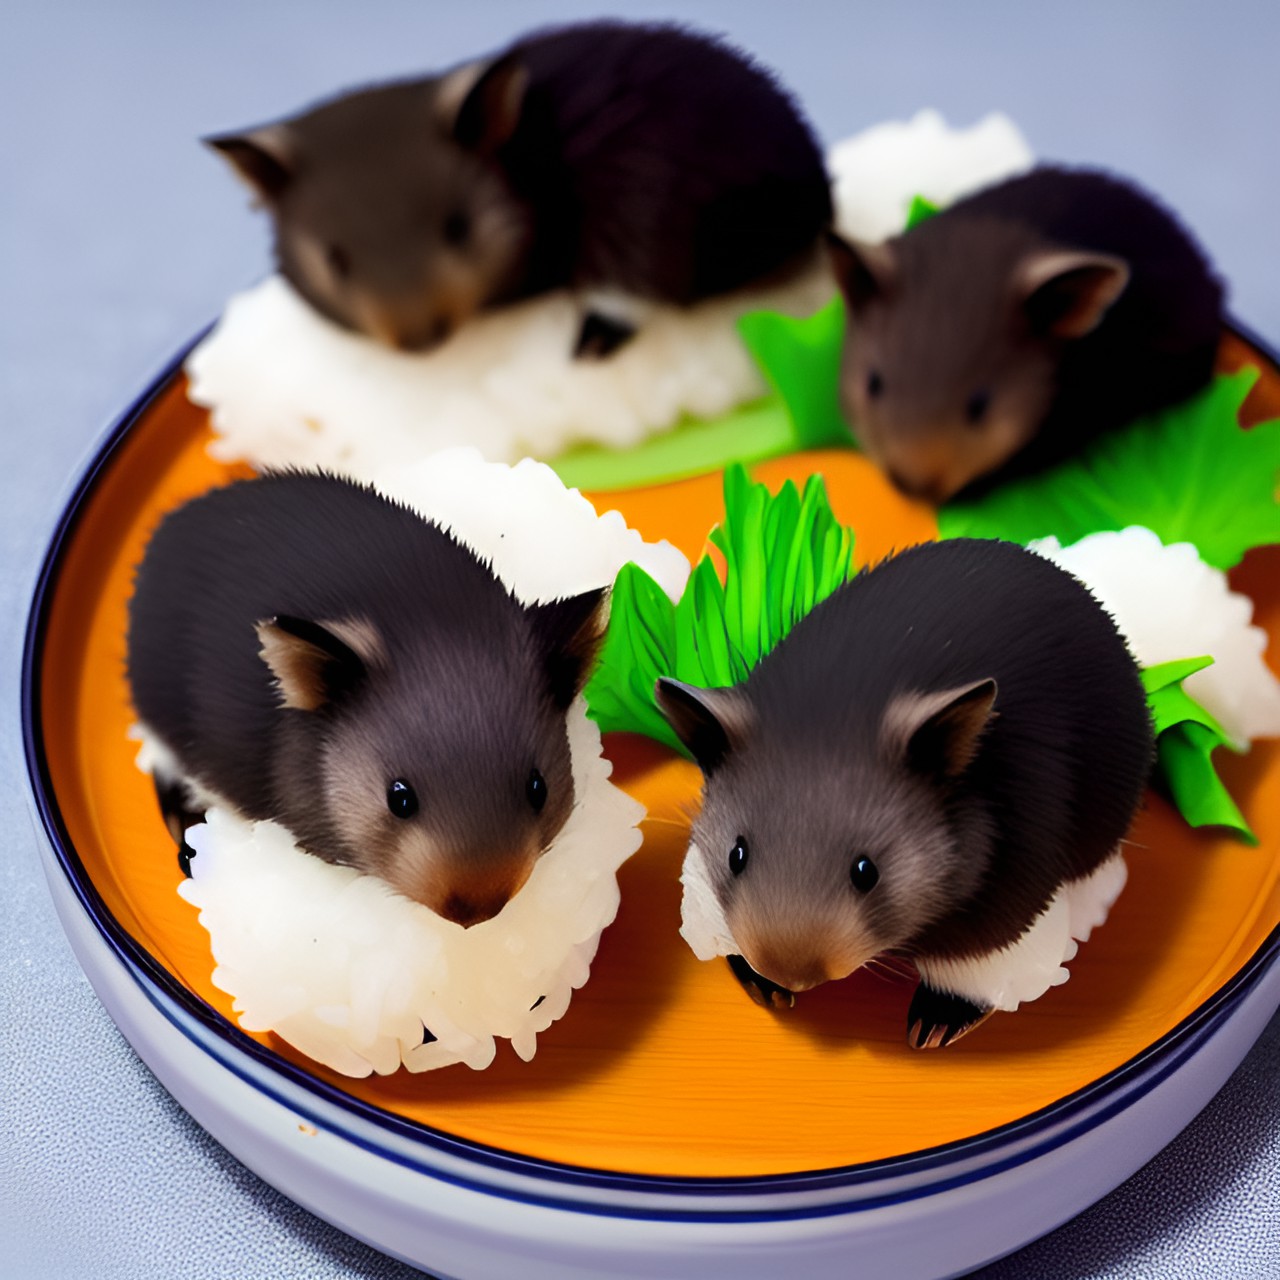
[375,446,690,605]
[188,112,1034,480]
[163,452,688,1076]
[189,266,832,479]
[1031,526,1280,747]
[678,842,738,965]
[828,108,1034,244]
[913,853,1129,1012]
[178,699,640,1077]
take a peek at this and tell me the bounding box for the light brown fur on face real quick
[848,392,1047,504]
[217,72,536,353]
[731,907,880,993]
[666,667,1004,997]
[279,159,532,352]
[318,720,546,925]
[694,746,985,994]
[831,219,1083,502]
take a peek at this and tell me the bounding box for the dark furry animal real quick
[657,538,1154,1047]
[829,167,1225,502]
[208,21,833,356]
[127,471,605,927]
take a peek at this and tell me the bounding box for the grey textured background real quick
[3,2,1278,1277]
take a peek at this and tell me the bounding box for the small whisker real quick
[873,951,919,980]
[641,815,693,833]
[859,960,899,986]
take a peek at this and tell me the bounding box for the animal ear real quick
[255,615,369,712]
[827,231,897,311]
[528,587,608,709]
[1017,250,1131,339]
[884,679,998,779]
[654,679,752,775]
[439,54,529,153]
[205,127,295,202]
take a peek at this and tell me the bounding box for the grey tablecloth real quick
[3,2,1278,1276]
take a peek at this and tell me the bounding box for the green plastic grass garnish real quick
[584,464,857,755]
[939,370,1280,570]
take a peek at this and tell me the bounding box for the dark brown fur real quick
[831,167,1225,502]
[127,471,604,926]
[209,21,833,352]
[658,538,1154,994]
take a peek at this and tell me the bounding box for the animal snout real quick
[393,315,456,352]
[887,466,950,506]
[440,890,512,928]
[354,294,460,353]
[746,949,833,994]
[436,857,536,927]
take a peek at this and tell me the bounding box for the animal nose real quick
[440,892,511,928]
[748,951,832,994]
[887,467,947,505]
[394,317,454,353]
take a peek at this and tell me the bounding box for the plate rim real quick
[20,319,1280,1216]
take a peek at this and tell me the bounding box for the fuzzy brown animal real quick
[209,21,833,357]
[658,538,1154,1047]
[830,167,1224,502]
[127,471,605,926]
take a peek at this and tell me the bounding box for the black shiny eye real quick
[728,837,749,876]
[866,369,885,400]
[387,779,418,820]
[327,244,351,278]
[443,211,471,247]
[965,389,990,425]
[527,768,547,813]
[850,855,879,893]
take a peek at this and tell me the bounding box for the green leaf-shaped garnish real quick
[736,293,849,451]
[905,194,941,228]
[939,370,1280,569]
[1141,657,1256,842]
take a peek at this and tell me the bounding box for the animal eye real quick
[387,779,418,820]
[443,211,471,247]
[526,768,547,813]
[965,389,990,425]
[327,244,351,279]
[866,369,885,400]
[850,855,879,893]
[728,836,749,877]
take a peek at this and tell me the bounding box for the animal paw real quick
[727,954,796,1010]
[906,984,994,1050]
[573,311,637,359]
[151,771,206,878]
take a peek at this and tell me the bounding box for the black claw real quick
[906,983,994,1049]
[573,311,637,359]
[151,772,205,878]
[727,954,795,1010]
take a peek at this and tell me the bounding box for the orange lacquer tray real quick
[32,331,1280,1181]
